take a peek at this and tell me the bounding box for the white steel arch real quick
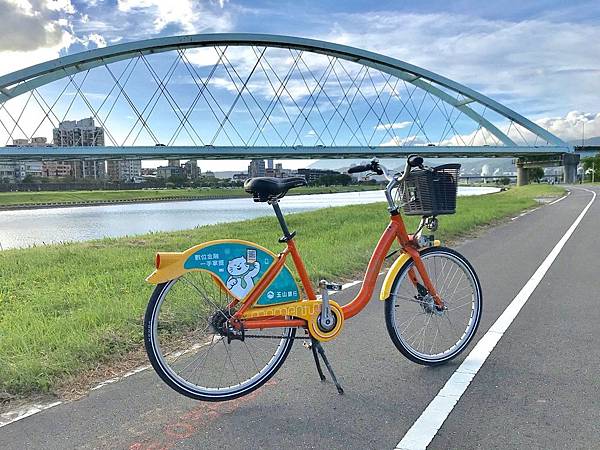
[0,33,571,160]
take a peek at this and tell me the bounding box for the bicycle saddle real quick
[244,176,307,202]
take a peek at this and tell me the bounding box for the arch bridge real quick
[0,33,577,183]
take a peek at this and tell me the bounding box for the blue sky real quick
[1,0,599,169]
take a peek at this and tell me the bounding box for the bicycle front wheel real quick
[144,271,295,401]
[385,246,482,365]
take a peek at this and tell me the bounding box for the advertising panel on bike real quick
[183,241,301,305]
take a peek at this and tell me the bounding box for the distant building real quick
[107,160,142,182]
[266,162,286,178]
[53,118,106,179]
[0,161,16,182]
[248,159,266,178]
[8,137,48,181]
[157,165,184,179]
[6,137,72,179]
[30,136,50,146]
[183,160,201,179]
[42,161,72,178]
[167,159,180,167]
[297,168,340,183]
[12,136,50,147]
[141,167,156,176]
[12,138,29,146]
[53,118,104,147]
[15,161,43,180]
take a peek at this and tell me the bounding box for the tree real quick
[313,173,352,186]
[167,175,188,187]
[528,167,544,183]
[582,153,600,182]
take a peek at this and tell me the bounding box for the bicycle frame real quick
[236,212,442,331]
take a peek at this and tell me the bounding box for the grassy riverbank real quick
[0,184,564,397]
[0,185,378,208]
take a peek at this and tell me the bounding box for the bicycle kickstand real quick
[309,338,326,381]
[310,337,344,395]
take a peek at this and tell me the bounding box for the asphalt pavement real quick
[1,186,598,450]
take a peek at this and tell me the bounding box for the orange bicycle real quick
[144,155,482,401]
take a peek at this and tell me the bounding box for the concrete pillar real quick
[516,160,529,186]
[562,153,580,184]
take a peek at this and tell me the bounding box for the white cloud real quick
[319,12,600,118]
[374,121,411,132]
[44,0,75,14]
[0,0,72,53]
[85,32,106,48]
[381,135,427,146]
[117,0,231,34]
[0,31,73,76]
[439,111,600,146]
[536,111,600,142]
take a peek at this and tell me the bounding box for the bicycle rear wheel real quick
[144,271,295,401]
[385,246,482,365]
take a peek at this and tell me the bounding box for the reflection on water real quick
[0,187,499,250]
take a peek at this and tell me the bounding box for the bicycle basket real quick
[396,164,460,216]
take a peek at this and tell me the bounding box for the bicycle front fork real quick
[405,247,445,310]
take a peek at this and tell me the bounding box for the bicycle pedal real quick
[302,341,313,349]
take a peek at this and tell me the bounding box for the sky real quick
[1,0,599,171]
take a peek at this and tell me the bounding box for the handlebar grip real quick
[348,164,372,174]
[407,155,424,168]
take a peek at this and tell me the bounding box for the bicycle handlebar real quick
[347,164,372,174]
[347,161,383,175]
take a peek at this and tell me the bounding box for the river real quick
[0,187,499,250]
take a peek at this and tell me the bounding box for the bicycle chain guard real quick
[242,299,345,342]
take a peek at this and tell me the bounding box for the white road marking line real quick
[511,189,571,220]
[511,206,541,221]
[0,401,62,428]
[549,190,570,205]
[90,365,151,391]
[395,187,596,450]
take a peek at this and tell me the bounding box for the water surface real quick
[0,187,499,250]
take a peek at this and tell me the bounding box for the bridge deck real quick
[0,145,573,161]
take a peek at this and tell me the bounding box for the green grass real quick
[0,184,564,396]
[0,185,378,207]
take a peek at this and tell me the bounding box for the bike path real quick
[0,187,594,450]
[429,186,600,450]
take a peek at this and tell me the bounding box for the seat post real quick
[269,199,294,241]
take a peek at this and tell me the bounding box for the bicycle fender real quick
[146,239,301,306]
[379,240,440,301]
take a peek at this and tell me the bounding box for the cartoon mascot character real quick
[226,256,261,299]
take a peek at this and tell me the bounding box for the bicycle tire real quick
[385,246,482,365]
